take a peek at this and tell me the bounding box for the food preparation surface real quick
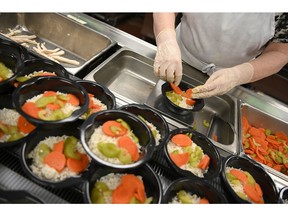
[0,13,115,75]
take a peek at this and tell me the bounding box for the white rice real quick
[95,173,144,204]
[169,191,202,204]
[225,167,247,198]
[28,135,88,181]
[141,118,161,146]
[0,108,27,142]
[88,125,141,165]
[167,139,208,177]
[26,91,80,118]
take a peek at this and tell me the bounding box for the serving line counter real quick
[70,13,288,188]
[0,13,287,203]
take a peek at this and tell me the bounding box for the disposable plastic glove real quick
[192,63,254,99]
[154,28,182,86]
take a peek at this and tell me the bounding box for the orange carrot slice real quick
[35,72,56,77]
[46,103,61,110]
[212,134,218,142]
[197,155,210,170]
[52,140,65,153]
[43,91,57,97]
[117,135,139,161]
[121,174,146,203]
[102,120,127,137]
[184,88,193,98]
[17,115,36,133]
[169,152,189,167]
[67,93,80,106]
[44,151,66,172]
[229,169,248,184]
[254,183,263,197]
[112,184,134,204]
[22,102,42,119]
[170,82,182,95]
[186,98,196,106]
[171,134,192,147]
[199,198,209,204]
[67,153,89,173]
[243,183,262,203]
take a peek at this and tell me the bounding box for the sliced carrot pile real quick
[17,115,36,133]
[44,151,66,172]
[171,133,192,147]
[112,174,146,204]
[43,137,89,174]
[242,116,288,176]
[169,152,189,167]
[102,120,127,137]
[117,135,139,161]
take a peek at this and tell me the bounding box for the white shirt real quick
[176,13,275,75]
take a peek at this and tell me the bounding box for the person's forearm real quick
[153,13,177,37]
[249,42,288,82]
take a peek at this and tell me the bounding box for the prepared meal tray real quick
[0,13,115,75]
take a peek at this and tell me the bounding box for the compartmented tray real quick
[0,13,115,75]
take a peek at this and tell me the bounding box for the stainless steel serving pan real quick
[0,13,115,75]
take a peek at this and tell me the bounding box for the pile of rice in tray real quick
[29,135,89,181]
[0,108,29,142]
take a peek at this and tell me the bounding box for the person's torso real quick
[177,13,275,75]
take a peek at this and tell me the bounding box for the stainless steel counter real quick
[68,13,288,189]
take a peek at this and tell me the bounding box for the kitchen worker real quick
[153,13,288,98]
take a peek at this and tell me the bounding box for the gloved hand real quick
[154,28,182,86]
[192,63,254,98]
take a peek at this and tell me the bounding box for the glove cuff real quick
[156,28,177,45]
[235,62,255,85]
